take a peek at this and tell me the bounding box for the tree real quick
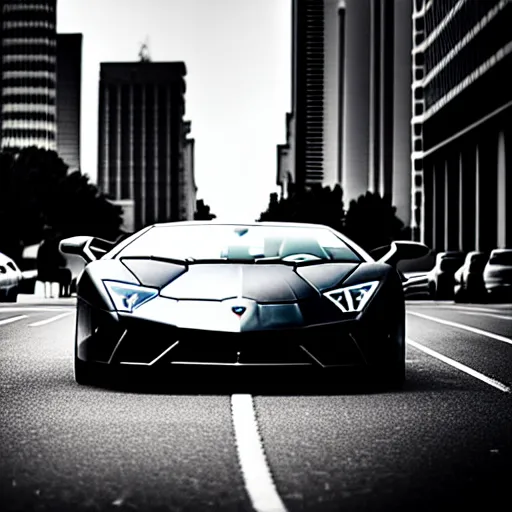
[194,199,216,220]
[344,191,405,252]
[47,170,123,241]
[0,147,123,261]
[258,184,345,232]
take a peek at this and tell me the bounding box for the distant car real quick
[60,221,429,390]
[483,249,512,301]
[453,251,488,302]
[427,251,465,299]
[0,252,22,302]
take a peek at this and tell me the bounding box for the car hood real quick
[155,263,359,303]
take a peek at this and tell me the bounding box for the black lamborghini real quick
[60,221,429,389]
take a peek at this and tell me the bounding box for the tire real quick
[74,356,114,386]
[371,319,406,391]
[6,286,18,303]
[428,281,437,300]
[453,286,465,303]
[74,356,96,385]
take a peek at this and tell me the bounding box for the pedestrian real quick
[36,226,67,298]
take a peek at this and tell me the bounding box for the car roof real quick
[490,248,512,255]
[0,252,13,264]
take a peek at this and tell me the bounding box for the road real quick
[1,297,511,511]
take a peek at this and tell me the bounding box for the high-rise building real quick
[97,61,190,231]
[413,0,512,251]
[56,33,82,171]
[280,0,412,227]
[0,0,57,151]
[342,0,412,224]
[276,112,294,198]
[288,0,345,189]
[180,120,196,221]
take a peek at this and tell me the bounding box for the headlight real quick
[103,280,158,312]
[324,281,379,313]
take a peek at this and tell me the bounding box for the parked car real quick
[427,251,465,299]
[0,251,22,302]
[453,251,488,302]
[483,249,512,302]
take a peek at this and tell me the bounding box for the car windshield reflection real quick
[115,224,362,264]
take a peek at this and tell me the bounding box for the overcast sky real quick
[57,0,291,221]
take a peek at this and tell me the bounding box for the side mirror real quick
[376,241,430,267]
[59,236,116,264]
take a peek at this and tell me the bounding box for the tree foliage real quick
[344,191,405,251]
[259,184,345,233]
[194,199,216,220]
[258,185,406,252]
[0,147,123,261]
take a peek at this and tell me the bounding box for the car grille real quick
[109,324,367,368]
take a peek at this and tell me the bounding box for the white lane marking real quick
[437,305,512,314]
[409,304,512,314]
[0,315,28,326]
[460,311,512,321]
[231,394,287,512]
[0,307,72,313]
[28,312,73,327]
[407,311,512,346]
[407,338,510,393]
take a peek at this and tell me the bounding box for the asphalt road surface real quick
[1,296,511,511]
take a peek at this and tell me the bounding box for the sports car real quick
[60,221,429,389]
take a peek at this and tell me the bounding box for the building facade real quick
[180,120,197,221]
[276,112,294,198]
[279,0,412,227]
[413,0,512,251]
[56,32,81,171]
[342,0,412,224]
[282,0,345,190]
[97,62,190,231]
[0,0,57,151]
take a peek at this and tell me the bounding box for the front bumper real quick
[76,295,403,370]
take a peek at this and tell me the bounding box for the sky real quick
[56,0,291,222]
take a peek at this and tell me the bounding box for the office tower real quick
[289,0,345,189]
[342,0,412,225]
[413,0,512,250]
[0,0,57,151]
[56,33,82,171]
[180,120,196,221]
[97,61,190,230]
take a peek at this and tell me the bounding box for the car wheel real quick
[6,286,18,303]
[74,356,96,385]
[453,286,465,303]
[428,281,437,300]
[74,356,113,386]
[372,320,406,391]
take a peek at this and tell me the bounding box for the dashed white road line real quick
[407,338,510,393]
[407,311,512,346]
[231,394,287,512]
[28,312,73,327]
[0,315,28,326]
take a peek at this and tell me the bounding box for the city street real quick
[1,298,512,511]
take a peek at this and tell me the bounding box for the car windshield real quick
[489,252,512,266]
[115,224,362,263]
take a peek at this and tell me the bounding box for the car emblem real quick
[232,306,246,316]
